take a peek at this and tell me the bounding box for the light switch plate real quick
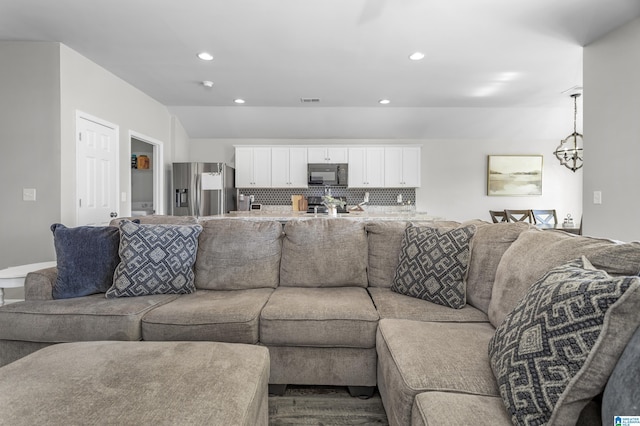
[593,191,602,204]
[23,188,36,201]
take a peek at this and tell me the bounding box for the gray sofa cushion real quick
[0,341,269,426]
[365,220,461,288]
[391,224,476,309]
[412,392,511,426]
[280,219,368,287]
[466,221,531,313]
[195,219,283,290]
[376,319,498,426]
[141,289,274,344]
[602,325,640,420]
[365,221,410,288]
[489,229,640,327]
[260,287,379,348]
[0,294,178,342]
[368,287,488,322]
[489,257,640,425]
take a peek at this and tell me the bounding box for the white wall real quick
[190,138,582,222]
[0,42,189,301]
[0,42,61,273]
[59,44,175,223]
[171,115,190,163]
[584,17,640,241]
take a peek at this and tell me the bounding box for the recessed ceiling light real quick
[379,99,391,105]
[202,80,214,88]
[197,52,214,61]
[234,98,246,104]
[409,52,425,61]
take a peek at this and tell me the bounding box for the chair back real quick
[489,210,508,223]
[532,209,557,225]
[505,209,533,223]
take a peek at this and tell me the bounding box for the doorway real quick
[129,131,164,216]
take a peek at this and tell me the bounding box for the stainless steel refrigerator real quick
[171,163,235,216]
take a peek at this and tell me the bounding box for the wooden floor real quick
[269,385,389,425]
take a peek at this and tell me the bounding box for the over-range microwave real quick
[308,163,348,186]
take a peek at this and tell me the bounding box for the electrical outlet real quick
[22,188,36,201]
[364,192,369,203]
[397,194,403,203]
[593,191,602,204]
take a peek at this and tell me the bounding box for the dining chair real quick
[505,209,533,223]
[489,210,508,223]
[532,209,558,226]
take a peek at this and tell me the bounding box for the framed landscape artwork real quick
[487,155,543,196]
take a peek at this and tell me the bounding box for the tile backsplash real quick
[237,187,416,207]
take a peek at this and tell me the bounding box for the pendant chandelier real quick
[554,93,583,172]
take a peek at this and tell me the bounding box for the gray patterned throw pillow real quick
[391,224,476,309]
[488,257,640,425]
[106,220,203,298]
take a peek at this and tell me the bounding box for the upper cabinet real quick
[235,147,272,187]
[235,144,420,189]
[271,147,308,188]
[348,147,385,188]
[307,147,348,163]
[384,146,421,187]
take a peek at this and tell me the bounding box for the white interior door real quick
[76,114,119,226]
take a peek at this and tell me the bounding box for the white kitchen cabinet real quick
[271,147,308,188]
[384,146,421,187]
[307,147,348,163]
[235,147,271,187]
[347,147,385,188]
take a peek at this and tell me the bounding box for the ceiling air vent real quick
[300,98,321,103]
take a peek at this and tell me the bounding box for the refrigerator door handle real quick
[194,171,201,217]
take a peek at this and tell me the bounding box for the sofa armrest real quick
[24,267,57,300]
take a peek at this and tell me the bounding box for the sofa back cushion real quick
[280,219,368,287]
[365,220,461,288]
[489,229,640,327]
[194,219,283,290]
[466,221,532,314]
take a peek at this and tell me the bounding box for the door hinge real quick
[79,132,82,141]
[79,198,82,208]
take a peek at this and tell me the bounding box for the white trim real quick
[75,110,120,226]
[129,130,165,215]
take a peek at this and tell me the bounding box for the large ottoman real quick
[0,341,270,426]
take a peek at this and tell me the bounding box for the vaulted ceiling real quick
[1,0,639,138]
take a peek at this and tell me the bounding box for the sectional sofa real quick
[0,216,639,425]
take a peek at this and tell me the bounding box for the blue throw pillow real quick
[106,220,203,298]
[50,223,121,299]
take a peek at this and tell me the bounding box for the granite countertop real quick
[203,210,442,222]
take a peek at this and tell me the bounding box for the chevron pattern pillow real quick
[488,257,640,425]
[106,220,203,298]
[391,224,476,309]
